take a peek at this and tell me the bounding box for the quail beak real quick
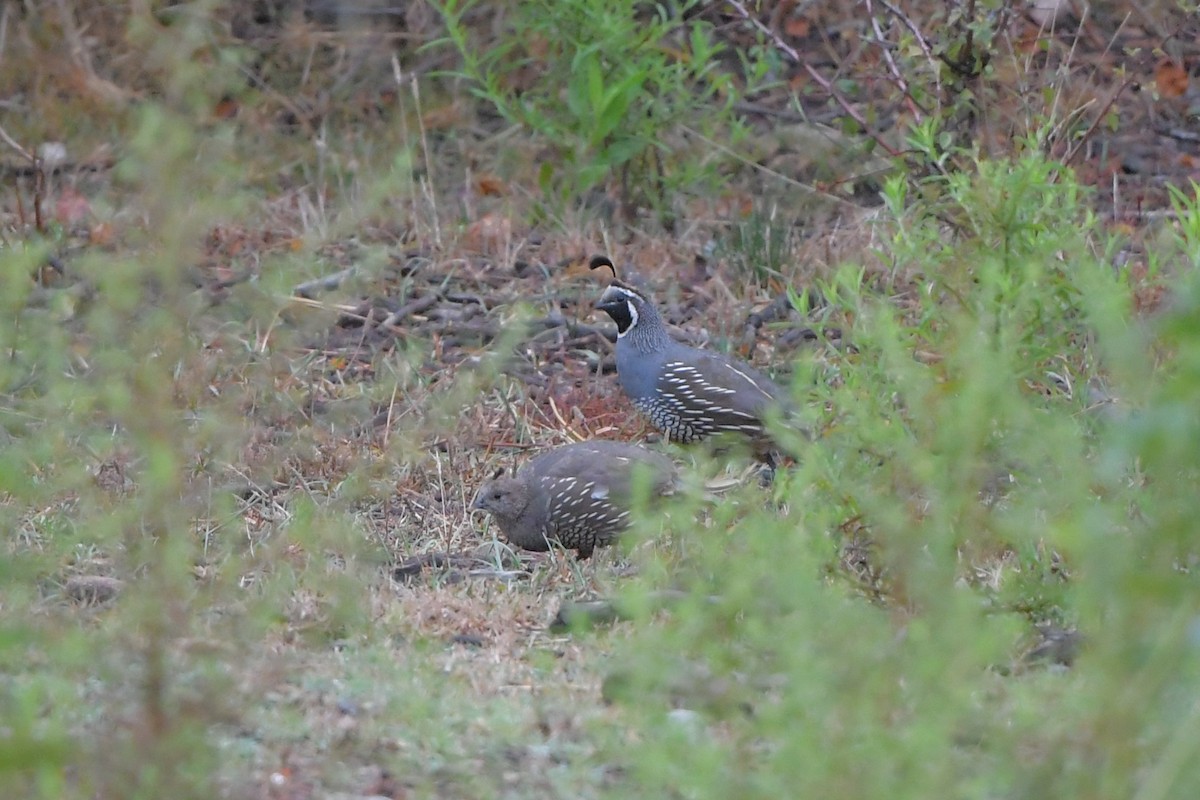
[470,492,486,511]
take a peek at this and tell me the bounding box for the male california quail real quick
[472,440,677,557]
[591,257,791,461]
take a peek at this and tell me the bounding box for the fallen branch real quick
[294,266,359,298]
[391,550,529,584]
[381,292,442,327]
[551,589,713,632]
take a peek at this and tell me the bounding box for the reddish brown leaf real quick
[1155,60,1188,98]
[788,73,810,92]
[719,192,754,219]
[89,222,115,246]
[420,103,465,131]
[784,17,811,38]
[464,213,512,253]
[213,96,239,120]
[475,174,507,196]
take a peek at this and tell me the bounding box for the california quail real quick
[472,440,677,557]
[592,257,790,461]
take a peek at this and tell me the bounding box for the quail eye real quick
[492,491,503,500]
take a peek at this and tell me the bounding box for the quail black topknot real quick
[591,256,791,462]
[472,440,677,557]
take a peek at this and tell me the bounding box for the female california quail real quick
[472,440,677,557]
[591,257,790,461]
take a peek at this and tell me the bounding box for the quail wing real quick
[657,349,788,435]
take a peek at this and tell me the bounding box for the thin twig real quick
[679,125,875,210]
[32,156,44,232]
[383,381,399,448]
[14,176,26,227]
[1061,75,1135,167]
[237,62,315,132]
[0,123,33,161]
[394,55,442,248]
[863,0,930,119]
[731,101,810,123]
[875,0,937,62]
[286,294,360,315]
[958,0,978,76]
[1046,4,1089,134]
[726,0,901,157]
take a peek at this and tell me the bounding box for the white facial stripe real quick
[614,302,638,338]
[602,286,642,304]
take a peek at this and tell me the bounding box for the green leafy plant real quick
[1168,181,1200,265]
[434,0,747,219]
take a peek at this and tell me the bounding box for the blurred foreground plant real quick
[603,158,1200,799]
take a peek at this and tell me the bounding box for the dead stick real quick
[294,266,359,298]
[382,293,441,327]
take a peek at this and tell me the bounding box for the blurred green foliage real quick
[609,162,1200,799]
[0,7,367,798]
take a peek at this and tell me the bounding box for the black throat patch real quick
[597,285,642,335]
